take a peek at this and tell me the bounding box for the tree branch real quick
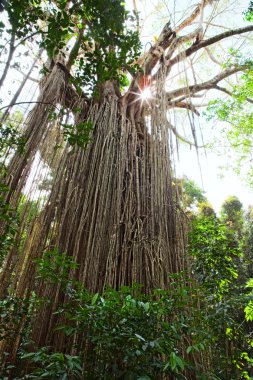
[0,31,15,89]
[168,25,253,68]
[143,22,175,75]
[127,22,176,96]
[205,47,223,66]
[214,84,233,96]
[165,27,203,61]
[0,51,42,123]
[135,0,210,73]
[0,101,56,112]
[167,121,204,147]
[66,23,85,70]
[133,0,140,34]
[214,84,253,104]
[15,30,44,49]
[171,92,208,105]
[175,0,212,33]
[0,61,39,83]
[166,65,249,100]
[168,101,200,115]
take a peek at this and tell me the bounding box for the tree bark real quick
[0,31,15,89]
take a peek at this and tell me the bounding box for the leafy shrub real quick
[18,275,214,379]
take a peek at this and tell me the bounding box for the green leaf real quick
[91,293,99,305]
[175,355,184,370]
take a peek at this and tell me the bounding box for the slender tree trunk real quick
[0,31,15,89]
[0,49,42,123]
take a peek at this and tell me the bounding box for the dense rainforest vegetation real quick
[0,0,253,379]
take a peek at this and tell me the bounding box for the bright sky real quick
[176,145,253,213]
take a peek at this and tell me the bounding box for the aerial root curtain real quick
[0,63,187,349]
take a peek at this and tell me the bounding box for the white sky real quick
[176,145,253,213]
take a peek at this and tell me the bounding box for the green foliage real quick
[0,293,41,371]
[243,206,253,278]
[40,4,74,59]
[1,2,253,379]
[0,111,26,168]
[220,196,244,244]
[205,68,253,185]
[20,349,82,379]
[35,248,79,286]
[72,0,141,92]
[244,279,253,322]
[5,0,44,38]
[0,297,30,342]
[20,276,214,379]
[17,196,39,224]
[221,196,243,215]
[0,183,19,266]
[0,111,27,266]
[0,242,252,379]
[5,0,75,58]
[221,48,251,69]
[177,176,207,211]
[189,212,253,379]
[16,273,253,379]
[198,202,215,217]
[189,214,239,296]
[244,1,253,21]
[62,121,93,148]
[0,294,44,380]
[4,0,141,92]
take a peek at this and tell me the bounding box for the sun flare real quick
[140,87,152,101]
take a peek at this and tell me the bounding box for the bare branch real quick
[198,21,231,30]
[0,51,42,123]
[175,0,212,33]
[15,30,44,49]
[168,101,200,116]
[165,27,203,61]
[214,84,253,104]
[127,22,176,96]
[0,31,15,89]
[205,47,222,66]
[214,84,233,96]
[166,65,249,100]
[169,25,253,68]
[0,101,56,112]
[133,0,140,34]
[0,61,39,83]
[172,92,208,104]
[167,121,204,147]
[143,22,175,75]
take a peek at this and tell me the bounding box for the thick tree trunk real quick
[32,100,185,351]
[0,65,187,359]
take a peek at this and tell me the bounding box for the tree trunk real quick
[0,64,187,355]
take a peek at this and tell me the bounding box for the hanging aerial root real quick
[0,67,188,357]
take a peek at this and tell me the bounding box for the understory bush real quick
[0,271,252,380]
[0,215,252,379]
